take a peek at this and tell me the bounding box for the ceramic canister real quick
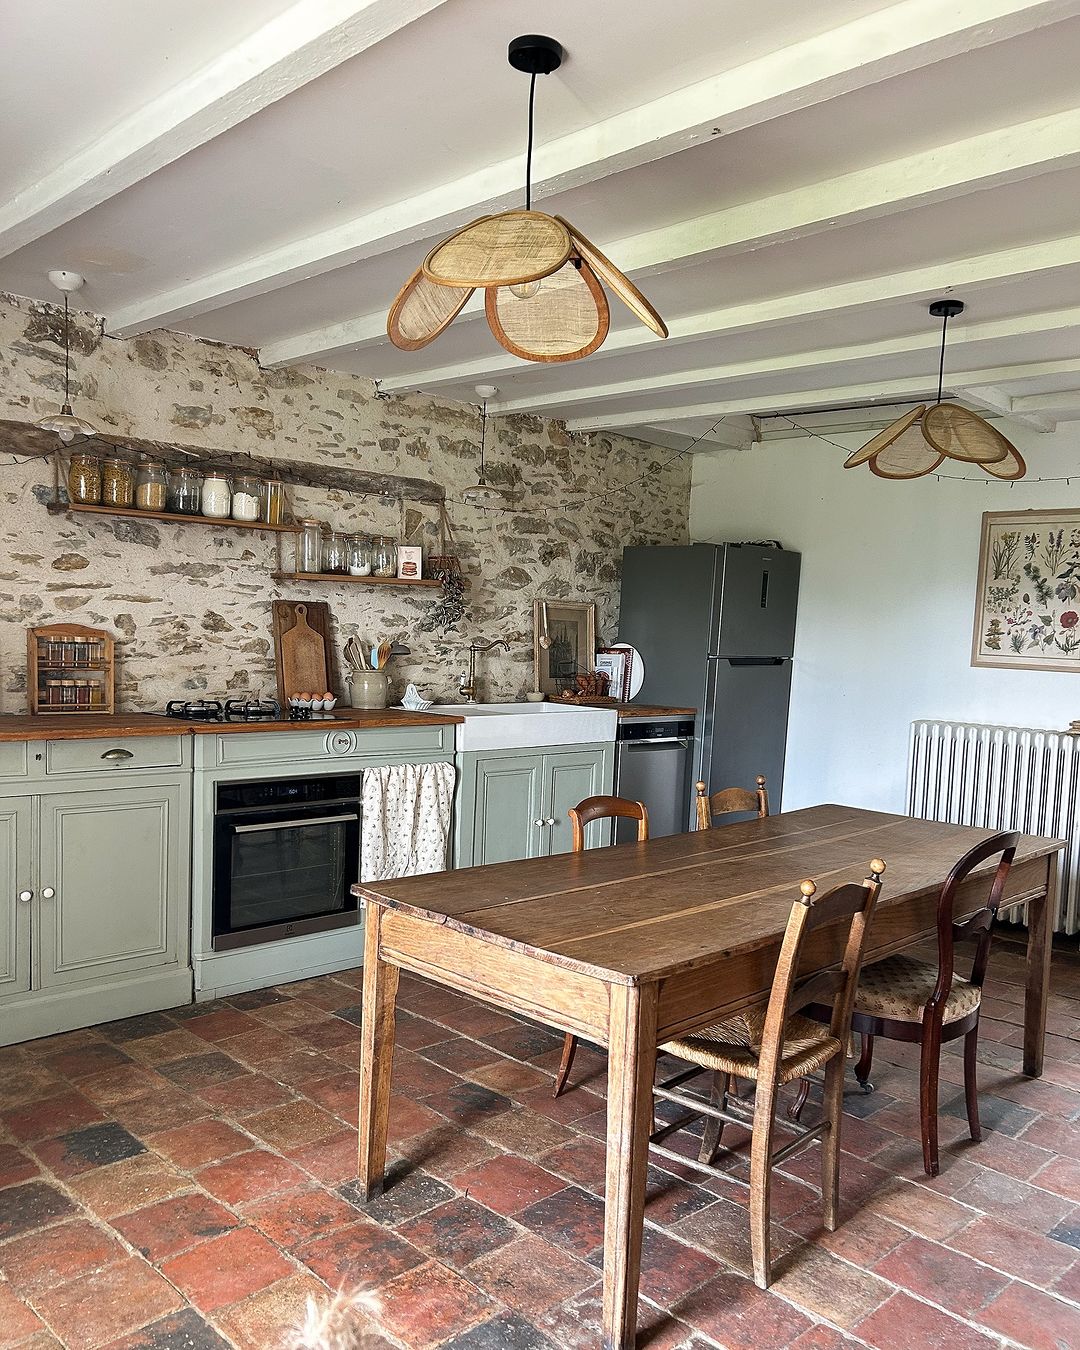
[349,670,389,709]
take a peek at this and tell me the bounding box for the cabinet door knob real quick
[544,817,556,827]
[100,748,134,762]
[533,819,545,827]
[41,887,55,900]
[17,890,32,903]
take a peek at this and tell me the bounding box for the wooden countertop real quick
[556,700,697,718]
[0,708,462,741]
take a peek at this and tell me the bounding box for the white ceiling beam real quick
[959,384,1056,433]
[262,103,1080,370]
[564,359,1080,430]
[1012,389,1080,415]
[375,232,1080,393]
[488,306,1080,416]
[113,0,1077,337]
[635,418,758,454]
[0,0,452,263]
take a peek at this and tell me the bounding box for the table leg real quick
[1023,855,1058,1078]
[358,904,399,1200]
[602,982,658,1350]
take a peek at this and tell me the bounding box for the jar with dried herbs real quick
[101,457,134,507]
[67,453,101,505]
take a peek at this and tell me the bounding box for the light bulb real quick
[509,279,541,300]
[58,427,76,444]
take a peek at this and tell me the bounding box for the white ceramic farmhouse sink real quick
[431,701,618,751]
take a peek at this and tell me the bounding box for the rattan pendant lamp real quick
[844,300,1026,480]
[387,35,668,363]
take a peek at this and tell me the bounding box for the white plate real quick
[610,642,644,699]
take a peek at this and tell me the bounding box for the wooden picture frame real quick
[972,508,1080,672]
[533,600,596,695]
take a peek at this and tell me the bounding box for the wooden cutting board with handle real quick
[272,600,336,706]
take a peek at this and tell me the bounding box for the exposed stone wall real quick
[0,291,690,711]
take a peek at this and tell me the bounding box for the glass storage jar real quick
[134,458,168,511]
[262,479,285,525]
[297,520,322,573]
[231,474,261,521]
[101,457,134,507]
[67,453,102,505]
[201,471,231,518]
[167,467,202,514]
[323,529,348,574]
[348,535,373,576]
[372,536,397,578]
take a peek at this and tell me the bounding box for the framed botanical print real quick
[972,509,1080,672]
[533,600,596,695]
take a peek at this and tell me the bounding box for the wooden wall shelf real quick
[272,571,441,589]
[47,502,299,533]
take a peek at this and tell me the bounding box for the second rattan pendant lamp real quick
[387,35,668,363]
[844,300,1026,480]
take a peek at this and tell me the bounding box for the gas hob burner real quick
[223,697,280,722]
[165,698,223,721]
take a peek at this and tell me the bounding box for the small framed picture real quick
[533,600,596,696]
[397,546,423,581]
[595,647,631,703]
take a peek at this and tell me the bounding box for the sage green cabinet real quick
[455,742,614,869]
[0,798,32,1000]
[37,784,184,989]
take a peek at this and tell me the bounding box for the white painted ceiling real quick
[3,0,1080,449]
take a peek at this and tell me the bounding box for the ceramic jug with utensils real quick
[350,669,389,709]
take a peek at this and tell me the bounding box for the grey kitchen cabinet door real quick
[0,797,32,1000]
[37,784,185,988]
[468,753,544,866]
[542,746,614,857]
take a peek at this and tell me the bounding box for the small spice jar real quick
[231,474,261,522]
[262,479,285,525]
[101,457,134,508]
[297,520,322,574]
[348,535,373,577]
[201,471,231,518]
[372,536,397,578]
[67,453,102,505]
[323,529,349,575]
[167,467,203,515]
[134,457,168,511]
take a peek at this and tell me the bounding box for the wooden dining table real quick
[354,804,1064,1350]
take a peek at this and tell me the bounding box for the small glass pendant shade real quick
[461,477,506,506]
[35,402,98,445]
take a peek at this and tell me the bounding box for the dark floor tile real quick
[397,1196,517,1269]
[35,1121,146,1177]
[97,1012,179,1045]
[103,1306,232,1349]
[0,1179,76,1240]
[340,1164,455,1226]
[442,1312,558,1349]
[518,1185,607,1260]
[226,987,287,1011]
[331,1003,362,1025]
[157,1052,249,1091]
[940,1089,1039,1137]
[1048,1217,1080,1252]
[423,1081,515,1125]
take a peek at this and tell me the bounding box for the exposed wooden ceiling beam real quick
[111,0,1075,337]
[373,233,1080,393]
[261,102,1080,369]
[564,359,1080,430]
[1012,388,1080,415]
[959,384,1056,433]
[0,0,451,264]
[488,307,1080,416]
[629,418,758,454]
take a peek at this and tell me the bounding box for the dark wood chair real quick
[552,795,649,1098]
[651,860,885,1288]
[840,830,1018,1177]
[696,775,769,829]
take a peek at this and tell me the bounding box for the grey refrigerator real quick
[618,543,800,829]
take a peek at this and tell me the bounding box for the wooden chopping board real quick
[272,600,337,706]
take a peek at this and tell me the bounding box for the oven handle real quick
[231,813,359,834]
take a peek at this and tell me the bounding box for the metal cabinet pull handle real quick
[17,890,32,904]
[41,887,55,900]
[100,748,134,762]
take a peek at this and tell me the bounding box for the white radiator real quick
[907,720,1079,935]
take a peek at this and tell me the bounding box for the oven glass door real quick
[213,803,361,949]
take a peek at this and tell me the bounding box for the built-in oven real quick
[212,773,363,950]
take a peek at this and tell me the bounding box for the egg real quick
[322,692,333,701]
[295,691,310,701]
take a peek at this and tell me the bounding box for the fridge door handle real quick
[709,656,786,666]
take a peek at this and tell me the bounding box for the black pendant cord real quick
[936,309,949,405]
[524,71,537,210]
[479,401,488,479]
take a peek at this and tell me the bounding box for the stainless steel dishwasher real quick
[614,716,695,842]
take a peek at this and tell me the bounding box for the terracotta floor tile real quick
[108,1087,210,1137]
[244,1098,342,1151]
[253,1049,342,1089]
[471,1105,576,1160]
[468,1233,597,1315]
[393,1124,499,1182]
[675,1270,815,1350]
[68,1154,190,1219]
[183,1009,259,1043]
[149,1118,252,1169]
[32,1257,183,1350]
[632,1227,719,1307]
[767,1244,891,1329]
[123,1030,218,1067]
[96,1013,179,1046]
[99,1306,231,1349]
[243,1184,356,1249]
[196,1071,296,1115]
[195,1148,309,1205]
[672,1195,801,1275]
[45,1042,133,1081]
[214,1027,302,1065]
[952,1167,1074,1234]
[113,1192,238,1262]
[0,1141,40,1188]
[863,1178,974,1239]
[300,1071,360,1120]
[396,1196,516,1270]
[376,1260,495,1349]
[874,1233,1009,1314]
[980,1280,1080,1350]
[156,1054,248,1093]
[76,1065,170,1108]
[385,1093,446,1143]
[455,1154,567,1216]
[1033,1155,1080,1204]
[286,1129,362,1185]
[161,1225,295,1312]
[855,1290,1001,1350]
[0,1280,45,1347]
[213,1273,344,1350]
[296,1217,424,1289]
[948,1212,1079,1287]
[3,1090,105,1142]
[0,1179,77,1240]
[418,1037,504,1074]
[0,1217,126,1296]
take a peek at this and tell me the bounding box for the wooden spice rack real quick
[28,623,115,714]
[47,502,298,533]
[271,572,441,588]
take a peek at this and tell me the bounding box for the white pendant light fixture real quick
[387,36,667,364]
[462,385,508,506]
[34,270,99,444]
